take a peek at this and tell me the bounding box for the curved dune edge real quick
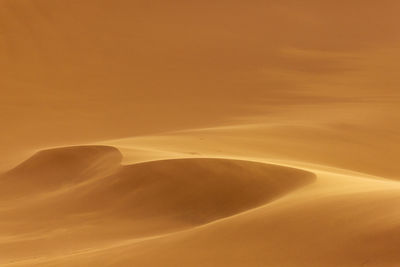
[0,145,316,264]
[2,143,400,267]
[0,146,123,199]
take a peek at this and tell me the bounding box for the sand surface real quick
[1,1,400,266]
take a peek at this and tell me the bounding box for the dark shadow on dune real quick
[0,146,122,199]
[0,146,316,226]
[0,146,317,262]
[79,158,317,224]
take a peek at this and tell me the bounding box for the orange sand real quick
[1,1,400,266]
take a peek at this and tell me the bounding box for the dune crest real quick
[0,146,316,264]
[0,146,122,200]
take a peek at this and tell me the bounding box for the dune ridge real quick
[2,142,400,266]
[0,146,122,200]
[0,145,317,265]
[0,138,399,266]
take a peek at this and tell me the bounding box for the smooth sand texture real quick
[1,0,400,266]
[0,146,316,263]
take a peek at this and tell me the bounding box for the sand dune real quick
[2,0,400,266]
[0,146,316,264]
[0,146,122,199]
[1,142,400,266]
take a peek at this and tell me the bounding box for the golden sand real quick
[1,1,400,266]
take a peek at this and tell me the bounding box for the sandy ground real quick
[1,0,400,266]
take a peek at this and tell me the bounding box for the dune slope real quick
[0,146,316,265]
[0,146,122,200]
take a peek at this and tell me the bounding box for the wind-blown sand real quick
[1,137,400,266]
[1,0,400,266]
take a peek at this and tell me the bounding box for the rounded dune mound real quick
[0,146,122,199]
[0,147,317,263]
[77,157,317,225]
[0,147,317,226]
